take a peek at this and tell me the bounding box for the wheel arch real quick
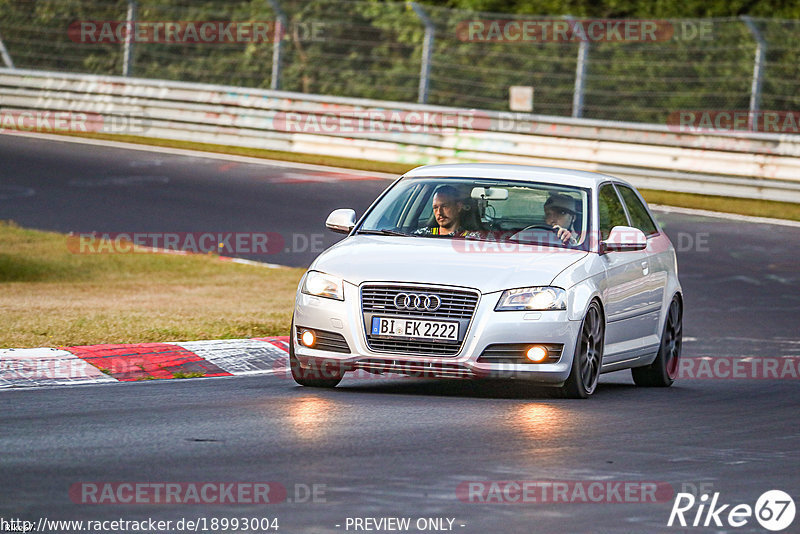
[659,290,683,332]
[567,278,605,323]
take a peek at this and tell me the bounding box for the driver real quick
[414,185,480,238]
[544,193,579,246]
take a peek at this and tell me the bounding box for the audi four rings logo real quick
[394,292,442,311]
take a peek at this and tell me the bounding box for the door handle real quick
[641,261,649,275]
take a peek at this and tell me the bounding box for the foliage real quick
[0,0,797,123]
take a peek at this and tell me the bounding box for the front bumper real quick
[293,282,581,384]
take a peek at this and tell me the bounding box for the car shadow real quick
[326,375,645,400]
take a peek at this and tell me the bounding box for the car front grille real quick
[361,284,480,357]
[361,284,479,320]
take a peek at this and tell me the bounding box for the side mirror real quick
[325,209,356,234]
[601,226,647,253]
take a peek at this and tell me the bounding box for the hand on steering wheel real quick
[551,224,574,244]
[517,224,573,245]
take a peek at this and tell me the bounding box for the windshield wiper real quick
[357,229,412,237]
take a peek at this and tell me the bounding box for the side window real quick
[598,184,628,240]
[617,185,658,236]
[416,191,434,227]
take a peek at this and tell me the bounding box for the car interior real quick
[396,181,587,247]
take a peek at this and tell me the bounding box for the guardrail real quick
[1,68,799,202]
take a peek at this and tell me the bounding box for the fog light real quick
[526,345,548,363]
[301,329,316,347]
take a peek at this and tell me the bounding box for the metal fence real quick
[0,0,798,126]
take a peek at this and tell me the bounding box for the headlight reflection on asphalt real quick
[286,396,339,440]
[511,403,574,440]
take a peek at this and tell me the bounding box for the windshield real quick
[358,177,591,251]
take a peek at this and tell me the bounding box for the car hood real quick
[310,235,588,294]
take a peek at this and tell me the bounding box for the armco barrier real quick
[1,68,800,202]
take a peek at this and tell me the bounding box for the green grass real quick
[56,131,413,176]
[48,130,800,222]
[0,221,304,348]
[172,371,206,379]
[640,189,800,221]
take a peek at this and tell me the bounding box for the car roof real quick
[402,163,630,189]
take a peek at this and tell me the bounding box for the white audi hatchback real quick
[290,164,682,398]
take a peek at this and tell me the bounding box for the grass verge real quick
[640,189,800,222]
[53,131,414,175]
[44,130,800,222]
[0,221,303,348]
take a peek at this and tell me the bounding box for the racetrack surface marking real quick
[176,338,288,375]
[0,348,116,388]
[0,337,289,389]
[67,343,232,381]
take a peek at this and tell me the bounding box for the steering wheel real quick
[518,224,557,233]
[509,224,561,243]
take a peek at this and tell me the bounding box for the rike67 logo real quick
[668,490,795,531]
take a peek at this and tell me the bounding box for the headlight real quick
[301,271,344,300]
[495,287,567,311]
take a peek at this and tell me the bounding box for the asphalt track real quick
[1,134,799,533]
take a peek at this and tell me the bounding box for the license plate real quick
[371,316,458,341]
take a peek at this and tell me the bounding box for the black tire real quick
[631,296,682,387]
[289,320,344,388]
[560,301,604,399]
